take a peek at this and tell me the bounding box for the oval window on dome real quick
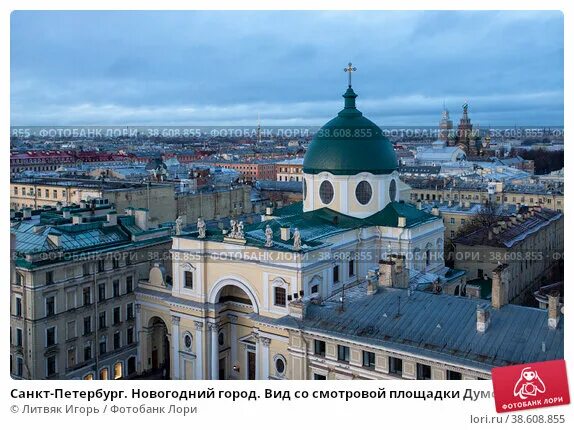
[355,181,372,205]
[389,179,397,202]
[319,181,334,204]
[303,178,307,200]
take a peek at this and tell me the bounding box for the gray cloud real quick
[11,11,563,126]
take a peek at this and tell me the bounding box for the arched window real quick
[127,357,136,375]
[114,362,123,379]
[99,367,108,380]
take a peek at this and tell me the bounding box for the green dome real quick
[303,87,398,175]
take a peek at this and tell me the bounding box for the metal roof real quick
[275,286,563,371]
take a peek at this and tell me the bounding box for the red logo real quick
[492,359,570,413]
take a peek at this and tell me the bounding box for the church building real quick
[135,67,562,380]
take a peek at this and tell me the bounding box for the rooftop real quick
[275,285,563,371]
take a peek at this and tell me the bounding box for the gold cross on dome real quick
[344,62,357,87]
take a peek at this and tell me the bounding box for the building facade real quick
[10,201,173,380]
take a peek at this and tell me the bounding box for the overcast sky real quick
[11,10,563,126]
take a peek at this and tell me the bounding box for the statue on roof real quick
[293,227,301,251]
[175,216,184,235]
[229,219,238,238]
[237,221,245,239]
[264,225,273,247]
[197,217,206,239]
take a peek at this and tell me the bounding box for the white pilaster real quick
[194,321,204,379]
[171,316,180,379]
[209,322,219,380]
[260,337,271,380]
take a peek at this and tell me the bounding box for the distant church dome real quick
[303,86,398,175]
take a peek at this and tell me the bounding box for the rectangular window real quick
[337,345,350,362]
[98,283,106,302]
[84,344,92,361]
[389,357,403,376]
[83,287,91,306]
[99,338,107,355]
[450,218,455,224]
[126,303,134,320]
[274,287,286,307]
[333,265,339,283]
[45,296,55,317]
[66,321,76,340]
[416,363,432,380]
[112,256,119,269]
[113,307,121,325]
[184,271,193,289]
[16,357,23,377]
[46,356,56,377]
[447,370,462,380]
[126,276,133,293]
[83,316,92,335]
[83,262,91,276]
[450,231,455,238]
[15,297,22,317]
[46,327,56,347]
[314,339,326,357]
[67,348,76,368]
[16,328,23,347]
[114,332,121,350]
[362,351,376,368]
[348,259,355,277]
[99,311,106,329]
[66,289,75,310]
[97,259,105,273]
[110,280,119,297]
[313,373,327,380]
[127,327,134,345]
[52,190,57,199]
[14,186,18,196]
[45,271,54,285]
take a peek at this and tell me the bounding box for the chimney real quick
[366,268,379,295]
[80,200,87,209]
[476,303,491,333]
[62,208,71,219]
[106,212,117,226]
[10,209,15,219]
[72,215,83,225]
[431,206,440,217]
[134,208,149,231]
[492,263,509,309]
[56,202,63,211]
[48,231,61,247]
[288,299,308,320]
[265,205,274,216]
[510,215,517,225]
[397,216,407,228]
[22,207,32,220]
[378,255,408,289]
[548,293,560,329]
[280,225,291,241]
[416,200,422,210]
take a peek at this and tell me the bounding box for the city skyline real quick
[11,10,564,126]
